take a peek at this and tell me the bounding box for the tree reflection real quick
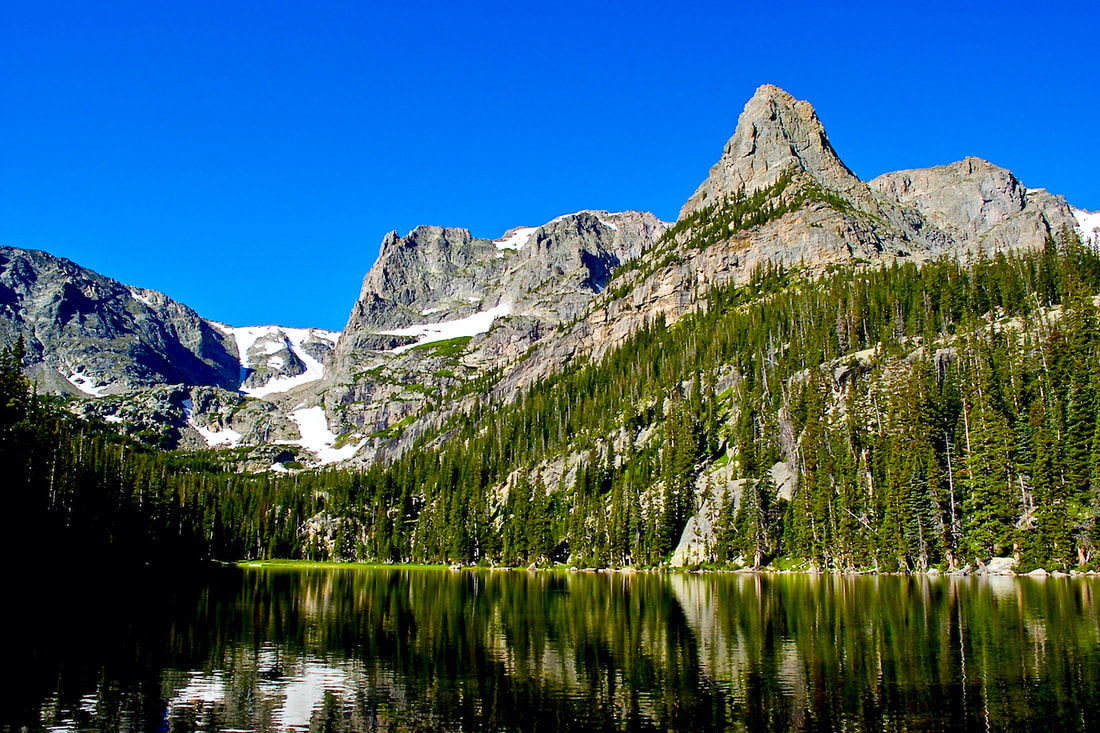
[13,569,1100,732]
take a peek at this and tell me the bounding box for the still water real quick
[6,567,1099,732]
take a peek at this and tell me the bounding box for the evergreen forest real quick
[5,220,1100,574]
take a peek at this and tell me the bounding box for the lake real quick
[7,567,1099,731]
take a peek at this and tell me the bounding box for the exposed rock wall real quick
[0,246,240,394]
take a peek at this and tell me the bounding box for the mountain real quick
[0,211,669,464]
[323,210,668,445]
[0,246,241,395]
[357,84,1085,466]
[0,84,1094,471]
[5,84,1100,574]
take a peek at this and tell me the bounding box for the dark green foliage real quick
[6,200,1100,571]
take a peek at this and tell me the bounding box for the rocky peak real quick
[324,210,668,441]
[0,246,241,395]
[339,210,667,339]
[870,157,1078,253]
[679,84,864,219]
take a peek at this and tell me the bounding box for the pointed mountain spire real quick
[679,84,864,219]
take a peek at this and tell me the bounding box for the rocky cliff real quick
[0,246,241,395]
[323,210,669,440]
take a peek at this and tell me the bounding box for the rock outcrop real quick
[324,210,669,438]
[869,157,1079,253]
[0,246,241,395]
[679,84,867,218]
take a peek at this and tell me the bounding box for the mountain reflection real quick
[10,568,1099,732]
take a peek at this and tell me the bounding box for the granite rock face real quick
[869,157,1079,253]
[679,84,867,219]
[0,246,241,395]
[680,85,1075,265]
[326,210,669,434]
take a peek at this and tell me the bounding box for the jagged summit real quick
[340,209,666,337]
[679,84,862,219]
[870,156,1079,254]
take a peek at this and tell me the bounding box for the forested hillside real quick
[6,215,1099,573]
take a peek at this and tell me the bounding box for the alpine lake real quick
[8,566,1099,732]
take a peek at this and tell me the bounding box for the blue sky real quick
[3,1,1097,331]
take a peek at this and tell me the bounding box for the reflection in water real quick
[8,568,1099,731]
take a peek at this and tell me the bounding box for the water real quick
[6,567,1099,731]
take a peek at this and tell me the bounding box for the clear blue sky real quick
[3,1,1097,331]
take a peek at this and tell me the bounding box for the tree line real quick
[4,222,1100,571]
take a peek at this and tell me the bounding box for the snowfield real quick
[210,323,340,398]
[65,367,109,397]
[182,398,242,448]
[278,405,365,465]
[1074,208,1100,247]
[495,226,539,251]
[379,303,511,355]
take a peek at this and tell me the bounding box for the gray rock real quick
[679,84,867,219]
[984,556,1017,575]
[870,157,1078,254]
[770,460,798,501]
[0,246,240,393]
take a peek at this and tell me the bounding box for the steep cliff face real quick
[869,157,1079,253]
[680,86,1075,265]
[0,246,241,395]
[679,84,867,218]
[333,210,667,366]
[322,210,669,439]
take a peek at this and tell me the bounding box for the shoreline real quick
[234,559,1100,578]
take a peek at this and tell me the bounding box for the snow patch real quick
[194,424,242,448]
[380,303,511,355]
[104,414,124,424]
[209,323,341,398]
[495,226,539,251]
[420,307,442,316]
[183,397,242,448]
[278,406,364,465]
[65,368,109,397]
[546,210,625,231]
[129,288,156,307]
[1073,208,1100,247]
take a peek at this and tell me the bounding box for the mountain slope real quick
[1,84,1095,472]
[0,246,241,394]
[5,84,1100,574]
